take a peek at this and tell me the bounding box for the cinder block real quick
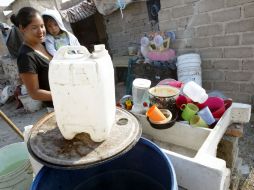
[198,0,224,13]
[225,124,244,137]
[226,19,254,33]
[217,135,239,168]
[244,3,254,18]
[202,81,213,90]
[224,47,254,58]
[172,39,187,49]
[225,71,253,81]
[199,47,223,58]
[176,48,198,56]
[201,60,214,69]
[213,59,240,70]
[202,70,225,80]
[242,32,254,45]
[212,35,239,47]
[224,92,250,103]
[175,28,195,39]
[196,24,223,37]
[212,7,241,22]
[161,0,183,8]
[226,0,254,7]
[187,37,211,48]
[242,60,254,70]
[189,13,211,26]
[158,8,171,21]
[172,5,194,18]
[184,0,199,3]
[177,17,190,28]
[214,81,240,91]
[159,20,178,31]
[230,157,242,190]
[240,83,254,93]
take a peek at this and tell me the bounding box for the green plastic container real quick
[0,142,33,190]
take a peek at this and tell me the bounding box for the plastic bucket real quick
[18,95,42,112]
[0,142,33,190]
[177,53,201,64]
[177,68,202,85]
[176,53,202,85]
[31,137,178,190]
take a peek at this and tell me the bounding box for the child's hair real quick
[42,15,55,25]
[42,15,62,33]
[42,15,59,33]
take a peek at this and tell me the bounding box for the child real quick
[42,9,80,56]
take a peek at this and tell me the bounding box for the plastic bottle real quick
[49,45,115,142]
[182,81,208,104]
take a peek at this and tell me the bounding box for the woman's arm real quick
[20,73,52,101]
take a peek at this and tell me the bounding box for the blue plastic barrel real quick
[31,137,177,190]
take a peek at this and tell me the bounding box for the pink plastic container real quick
[176,95,192,108]
[197,97,225,119]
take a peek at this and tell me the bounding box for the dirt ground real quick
[0,85,253,190]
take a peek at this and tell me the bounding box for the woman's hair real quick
[12,7,40,28]
[10,14,18,27]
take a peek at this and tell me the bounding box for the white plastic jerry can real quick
[49,45,116,142]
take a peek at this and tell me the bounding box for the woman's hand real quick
[20,73,52,101]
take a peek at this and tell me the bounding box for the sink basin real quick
[134,103,251,190]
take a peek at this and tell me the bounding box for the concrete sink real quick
[135,103,251,190]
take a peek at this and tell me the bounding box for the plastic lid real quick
[92,45,107,58]
[133,78,151,89]
[199,93,208,104]
[94,44,105,52]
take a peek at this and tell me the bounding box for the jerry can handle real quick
[54,46,91,59]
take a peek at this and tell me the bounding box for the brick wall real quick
[158,0,254,103]
[104,1,153,56]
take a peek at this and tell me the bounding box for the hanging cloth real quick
[92,0,134,15]
[59,0,97,23]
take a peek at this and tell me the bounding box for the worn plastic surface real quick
[31,138,178,190]
[49,45,115,142]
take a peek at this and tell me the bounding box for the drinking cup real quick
[190,115,208,128]
[180,103,199,122]
[146,105,166,122]
[198,106,216,125]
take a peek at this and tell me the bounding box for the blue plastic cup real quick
[198,106,216,125]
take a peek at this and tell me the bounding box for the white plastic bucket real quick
[177,68,202,85]
[18,95,42,112]
[0,142,33,190]
[23,125,43,176]
[176,53,202,86]
[177,53,201,63]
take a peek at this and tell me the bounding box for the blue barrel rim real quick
[31,137,177,190]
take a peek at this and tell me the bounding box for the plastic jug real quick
[49,45,116,142]
[182,81,208,104]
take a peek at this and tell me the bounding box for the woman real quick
[14,7,53,107]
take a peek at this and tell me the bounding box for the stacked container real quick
[176,53,202,86]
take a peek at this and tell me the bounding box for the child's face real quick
[46,19,60,36]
